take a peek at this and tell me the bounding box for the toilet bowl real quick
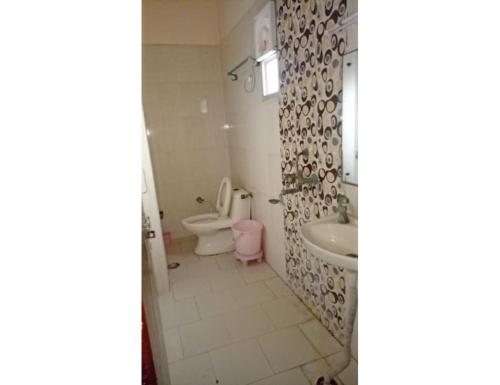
[181,177,251,256]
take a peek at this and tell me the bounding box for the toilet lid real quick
[215,177,232,217]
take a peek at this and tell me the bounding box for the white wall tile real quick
[199,47,223,82]
[220,3,287,279]
[343,183,358,217]
[268,154,283,198]
[178,83,202,117]
[143,45,230,238]
[175,47,201,82]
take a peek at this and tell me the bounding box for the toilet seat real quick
[181,213,233,235]
[215,177,232,217]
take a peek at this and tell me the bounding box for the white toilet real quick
[181,177,251,256]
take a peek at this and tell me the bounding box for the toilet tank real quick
[230,188,251,222]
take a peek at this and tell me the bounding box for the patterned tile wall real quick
[276,0,350,344]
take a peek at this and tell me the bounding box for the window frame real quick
[260,52,279,98]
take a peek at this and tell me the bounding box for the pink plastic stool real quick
[235,250,263,265]
[231,220,263,265]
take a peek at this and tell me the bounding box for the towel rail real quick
[227,56,259,81]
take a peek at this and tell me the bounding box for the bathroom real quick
[142,0,358,384]
[5,0,500,384]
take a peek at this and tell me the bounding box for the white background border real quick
[1,0,499,384]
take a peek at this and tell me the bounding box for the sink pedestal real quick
[299,215,358,385]
[316,270,357,385]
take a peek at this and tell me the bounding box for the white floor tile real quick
[326,354,358,385]
[168,252,200,265]
[169,353,217,385]
[163,239,354,383]
[224,306,275,342]
[299,319,344,356]
[338,359,357,385]
[167,240,183,254]
[187,258,221,279]
[232,282,276,307]
[301,359,332,385]
[264,277,293,297]
[261,296,313,328]
[240,262,277,283]
[209,270,246,292]
[179,317,231,357]
[250,368,310,385]
[172,277,211,300]
[168,263,191,283]
[216,252,240,270]
[195,290,239,318]
[258,326,320,373]
[181,237,197,252]
[165,328,183,363]
[210,339,273,385]
[159,295,199,330]
[198,254,219,263]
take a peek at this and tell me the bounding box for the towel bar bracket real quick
[227,56,259,81]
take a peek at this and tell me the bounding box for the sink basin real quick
[300,215,358,272]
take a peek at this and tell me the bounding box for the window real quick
[261,53,279,97]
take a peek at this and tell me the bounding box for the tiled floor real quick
[159,237,358,385]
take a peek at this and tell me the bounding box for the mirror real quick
[342,49,358,185]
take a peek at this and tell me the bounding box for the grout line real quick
[176,326,187,365]
[165,247,356,382]
[296,322,324,358]
[298,363,318,385]
[192,295,203,321]
[206,349,220,384]
[172,326,185,364]
[300,357,336,385]
[171,351,220,383]
[254,336,278,375]
[177,319,233,361]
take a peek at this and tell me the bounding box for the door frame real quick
[141,116,169,294]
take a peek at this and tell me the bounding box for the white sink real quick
[300,215,358,272]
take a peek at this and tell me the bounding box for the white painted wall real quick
[216,0,257,40]
[143,0,220,45]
